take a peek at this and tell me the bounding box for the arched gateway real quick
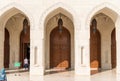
[90,13,117,74]
[0,6,31,69]
[50,25,70,69]
[20,19,30,67]
[50,17,71,69]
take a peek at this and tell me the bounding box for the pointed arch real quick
[86,2,120,29]
[0,3,32,69]
[40,2,76,31]
[43,2,75,70]
[88,3,119,74]
[44,7,73,28]
[0,2,34,29]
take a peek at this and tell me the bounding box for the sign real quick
[14,62,21,67]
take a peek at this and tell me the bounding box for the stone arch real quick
[0,2,34,29]
[40,2,77,31]
[86,2,120,30]
[0,3,32,69]
[43,3,75,70]
[88,3,119,74]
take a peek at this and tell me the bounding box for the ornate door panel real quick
[90,19,101,69]
[4,28,10,68]
[50,27,70,69]
[111,28,116,68]
[20,19,30,67]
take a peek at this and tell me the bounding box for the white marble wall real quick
[95,13,115,70]
[0,0,120,77]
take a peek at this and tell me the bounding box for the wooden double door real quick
[20,26,30,67]
[111,28,116,68]
[90,26,101,69]
[90,19,101,72]
[4,28,10,68]
[50,27,71,69]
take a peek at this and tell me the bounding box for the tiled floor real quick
[6,69,120,81]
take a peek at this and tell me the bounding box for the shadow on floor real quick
[91,68,115,75]
[45,68,72,75]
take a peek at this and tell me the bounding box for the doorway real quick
[90,19,101,74]
[90,13,117,74]
[20,19,30,68]
[23,43,30,64]
[4,28,10,68]
[111,28,116,68]
[50,27,71,69]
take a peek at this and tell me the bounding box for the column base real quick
[30,66,45,76]
[9,63,15,69]
[75,66,90,75]
[30,66,45,80]
[102,63,111,70]
[116,66,120,74]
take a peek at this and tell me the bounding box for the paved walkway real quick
[6,69,120,81]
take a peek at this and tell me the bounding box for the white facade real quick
[0,0,120,79]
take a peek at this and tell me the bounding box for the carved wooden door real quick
[4,28,10,68]
[50,27,70,69]
[20,25,30,67]
[90,19,101,69]
[111,28,116,68]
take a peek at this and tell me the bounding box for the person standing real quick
[24,57,29,70]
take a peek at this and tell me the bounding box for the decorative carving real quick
[58,13,63,33]
[23,18,28,34]
[46,13,73,31]
[91,19,97,33]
